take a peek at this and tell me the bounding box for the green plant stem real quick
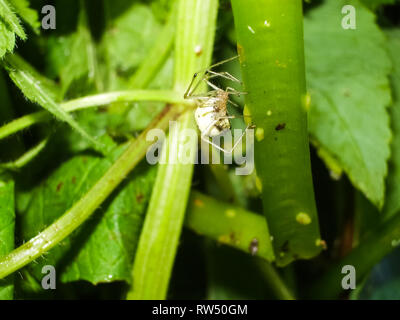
[185,191,295,299]
[231,0,321,266]
[0,137,49,170]
[185,191,274,261]
[308,211,400,299]
[256,260,295,300]
[128,110,197,299]
[0,176,15,299]
[0,105,182,280]
[0,90,188,141]
[127,0,218,300]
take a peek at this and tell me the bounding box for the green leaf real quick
[304,0,392,208]
[0,0,39,58]
[0,20,15,59]
[0,0,26,40]
[59,7,99,97]
[4,54,105,152]
[97,1,173,137]
[19,152,156,284]
[8,0,40,34]
[0,176,15,300]
[0,104,182,282]
[101,2,161,76]
[383,29,400,219]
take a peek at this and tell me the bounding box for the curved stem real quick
[0,137,49,170]
[0,105,182,280]
[185,191,274,261]
[0,90,190,141]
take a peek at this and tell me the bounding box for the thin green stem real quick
[308,210,400,299]
[0,105,182,280]
[0,137,48,170]
[208,163,240,204]
[0,90,190,141]
[256,260,295,300]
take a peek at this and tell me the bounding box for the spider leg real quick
[206,70,241,83]
[226,86,247,96]
[185,73,222,98]
[195,56,239,76]
[228,99,239,107]
[205,80,222,91]
[184,72,199,98]
[221,123,255,154]
[185,56,240,98]
[187,90,219,103]
[207,55,239,71]
[199,116,254,154]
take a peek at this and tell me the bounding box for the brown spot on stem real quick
[280,240,289,253]
[249,238,259,256]
[56,182,63,192]
[275,123,286,131]
[194,198,204,207]
[229,232,239,245]
[136,193,144,203]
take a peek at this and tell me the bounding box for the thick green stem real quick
[128,110,197,299]
[127,0,218,300]
[185,191,274,261]
[231,0,321,266]
[0,105,181,280]
[185,191,298,299]
[0,90,188,141]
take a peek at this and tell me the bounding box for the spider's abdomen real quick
[195,106,230,137]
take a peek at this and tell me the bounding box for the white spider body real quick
[183,56,252,153]
[194,91,230,137]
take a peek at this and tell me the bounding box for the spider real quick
[184,56,255,154]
